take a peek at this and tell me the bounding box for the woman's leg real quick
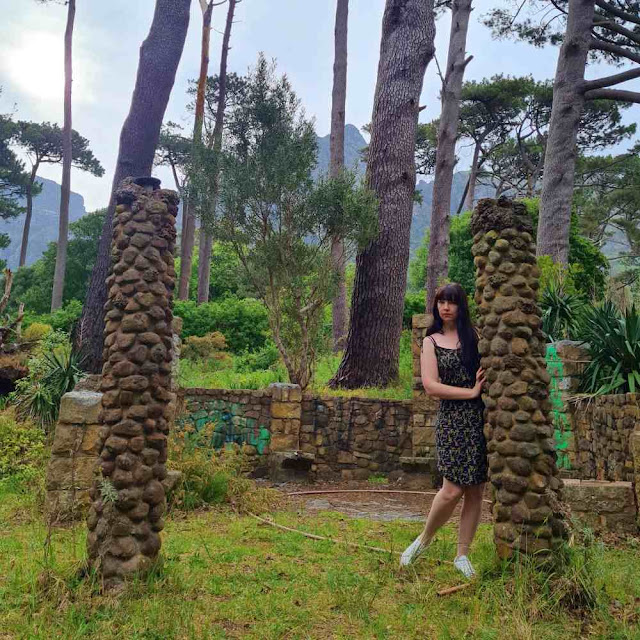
[457,483,485,557]
[419,478,464,545]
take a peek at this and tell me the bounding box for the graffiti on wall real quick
[545,344,571,470]
[177,400,271,454]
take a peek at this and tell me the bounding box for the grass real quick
[178,331,414,400]
[1,479,640,640]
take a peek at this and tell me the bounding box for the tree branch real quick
[584,88,640,103]
[589,38,640,65]
[595,19,640,47]
[581,67,640,92]
[595,0,640,27]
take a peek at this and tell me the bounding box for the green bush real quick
[403,292,424,330]
[579,301,640,394]
[11,331,83,428]
[174,297,269,353]
[23,299,83,334]
[233,342,281,373]
[21,322,53,343]
[182,331,229,361]
[540,273,587,341]
[0,410,46,480]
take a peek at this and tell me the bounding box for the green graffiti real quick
[177,401,271,454]
[545,344,571,469]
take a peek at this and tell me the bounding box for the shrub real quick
[0,410,46,480]
[579,301,640,394]
[23,299,83,334]
[182,331,229,361]
[22,322,53,343]
[167,425,280,513]
[233,342,281,373]
[540,275,586,341]
[11,331,83,428]
[174,297,270,353]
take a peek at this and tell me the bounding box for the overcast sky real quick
[1,0,638,212]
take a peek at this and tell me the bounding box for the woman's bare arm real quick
[420,338,482,401]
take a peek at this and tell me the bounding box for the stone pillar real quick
[268,383,302,451]
[630,423,640,523]
[87,177,178,590]
[471,197,566,558]
[46,386,103,520]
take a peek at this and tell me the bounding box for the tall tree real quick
[51,0,76,311]
[77,0,191,372]
[485,0,640,264]
[178,0,215,302]
[330,0,436,389]
[13,121,103,268]
[196,0,238,304]
[329,0,349,351]
[425,0,473,310]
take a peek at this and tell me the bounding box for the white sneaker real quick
[400,534,428,567]
[453,555,476,579]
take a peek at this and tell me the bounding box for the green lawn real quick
[1,483,639,639]
[177,331,414,400]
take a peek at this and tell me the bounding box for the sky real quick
[1,0,638,212]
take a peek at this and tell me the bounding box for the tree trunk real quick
[330,0,435,389]
[19,163,39,268]
[537,0,593,264]
[51,0,76,311]
[196,0,237,304]
[77,0,191,373]
[425,0,472,311]
[178,199,194,299]
[463,139,481,212]
[329,0,349,352]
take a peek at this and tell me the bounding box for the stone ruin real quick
[86,177,178,589]
[471,196,567,557]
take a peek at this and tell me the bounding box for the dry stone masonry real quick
[86,177,178,590]
[471,197,566,558]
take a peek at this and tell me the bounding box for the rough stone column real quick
[471,197,566,558]
[268,383,302,451]
[87,177,178,590]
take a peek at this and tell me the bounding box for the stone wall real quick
[572,393,639,482]
[563,479,637,535]
[300,394,413,479]
[176,387,272,456]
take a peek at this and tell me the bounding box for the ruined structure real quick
[471,197,566,557]
[86,177,178,589]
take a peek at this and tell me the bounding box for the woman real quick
[400,283,487,578]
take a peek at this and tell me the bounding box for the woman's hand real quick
[471,367,486,398]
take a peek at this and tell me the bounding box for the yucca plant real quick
[579,301,640,395]
[540,278,587,341]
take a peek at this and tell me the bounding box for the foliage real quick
[216,55,377,388]
[23,299,83,334]
[21,322,52,343]
[182,331,230,362]
[11,330,83,428]
[408,211,475,298]
[403,292,424,330]
[167,427,280,513]
[10,210,105,314]
[14,120,104,177]
[0,410,46,480]
[540,274,587,342]
[579,301,640,394]
[523,198,608,298]
[232,341,281,373]
[174,297,269,353]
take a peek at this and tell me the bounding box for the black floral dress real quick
[426,336,488,486]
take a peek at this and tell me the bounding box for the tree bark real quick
[197,0,237,304]
[330,0,435,389]
[51,0,75,311]
[463,138,481,212]
[537,0,593,264]
[19,162,39,268]
[178,206,196,299]
[329,0,349,352]
[425,0,472,311]
[77,0,191,372]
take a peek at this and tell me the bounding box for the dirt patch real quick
[276,480,493,524]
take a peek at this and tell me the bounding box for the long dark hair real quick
[426,283,480,378]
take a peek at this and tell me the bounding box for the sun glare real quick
[3,31,67,103]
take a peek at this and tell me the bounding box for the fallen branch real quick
[437,583,472,597]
